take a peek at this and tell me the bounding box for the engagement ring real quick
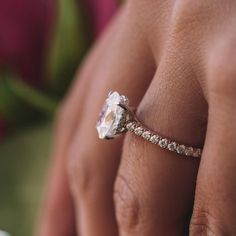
[96,91,202,158]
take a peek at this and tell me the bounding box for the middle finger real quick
[68,5,156,236]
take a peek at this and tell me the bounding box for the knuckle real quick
[171,0,225,38]
[173,0,209,28]
[114,133,152,233]
[176,0,219,15]
[190,207,228,236]
[114,174,142,232]
[208,37,236,97]
[67,141,96,195]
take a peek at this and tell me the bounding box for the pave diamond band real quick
[126,121,201,158]
[96,91,202,158]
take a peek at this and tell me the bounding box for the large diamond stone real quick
[96,91,127,139]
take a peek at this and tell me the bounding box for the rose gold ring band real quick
[126,120,202,158]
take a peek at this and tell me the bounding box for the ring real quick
[96,91,202,158]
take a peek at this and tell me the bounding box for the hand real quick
[37,1,236,235]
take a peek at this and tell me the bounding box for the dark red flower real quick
[0,0,119,140]
[80,0,119,37]
[0,0,56,87]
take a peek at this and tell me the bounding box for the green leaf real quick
[0,72,58,127]
[5,78,58,117]
[47,0,90,95]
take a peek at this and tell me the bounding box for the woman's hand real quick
[37,1,236,235]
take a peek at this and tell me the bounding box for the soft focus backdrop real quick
[0,0,119,235]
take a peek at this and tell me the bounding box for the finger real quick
[35,6,117,235]
[67,5,156,236]
[190,33,236,235]
[114,30,208,235]
[35,59,90,236]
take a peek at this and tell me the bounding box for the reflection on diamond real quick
[96,92,125,139]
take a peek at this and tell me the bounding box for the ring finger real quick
[114,43,208,235]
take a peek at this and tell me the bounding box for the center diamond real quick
[96,91,127,139]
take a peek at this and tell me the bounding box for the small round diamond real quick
[193,148,201,157]
[168,142,177,151]
[134,127,143,136]
[176,145,185,154]
[150,135,159,144]
[142,131,151,140]
[128,123,136,131]
[185,147,194,156]
[159,138,168,148]
[126,122,133,130]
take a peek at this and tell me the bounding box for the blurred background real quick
[0,0,120,235]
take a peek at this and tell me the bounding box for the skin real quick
[36,0,236,235]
